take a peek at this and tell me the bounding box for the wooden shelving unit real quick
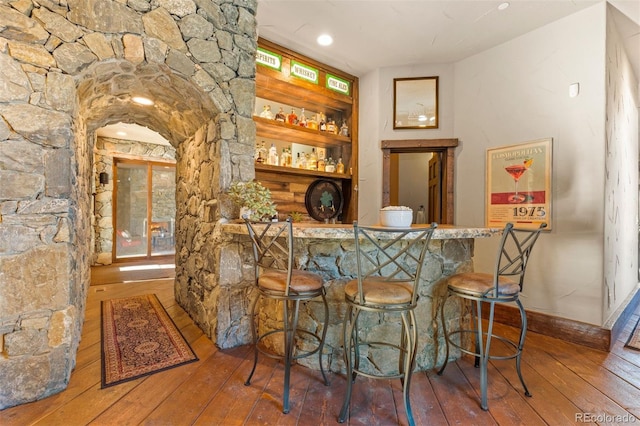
[254,38,359,223]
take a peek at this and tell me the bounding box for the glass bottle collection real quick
[259,104,349,137]
[255,140,346,174]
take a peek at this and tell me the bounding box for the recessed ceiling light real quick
[498,2,510,11]
[132,96,154,106]
[317,34,333,46]
[116,131,127,136]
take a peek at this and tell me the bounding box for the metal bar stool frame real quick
[438,222,546,410]
[243,217,329,414]
[338,222,438,425]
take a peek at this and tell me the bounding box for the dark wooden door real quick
[428,153,442,223]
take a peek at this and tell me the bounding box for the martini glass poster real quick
[486,138,552,230]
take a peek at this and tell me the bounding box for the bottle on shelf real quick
[319,112,326,132]
[336,157,345,174]
[268,143,279,166]
[275,107,286,122]
[280,147,292,168]
[287,108,298,125]
[298,108,307,127]
[256,141,267,163]
[296,152,307,169]
[325,157,336,173]
[307,114,318,130]
[340,120,349,137]
[326,117,337,134]
[307,148,318,170]
[259,105,274,119]
[317,156,326,172]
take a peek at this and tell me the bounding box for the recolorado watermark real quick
[576,413,637,423]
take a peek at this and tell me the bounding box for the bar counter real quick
[212,222,501,373]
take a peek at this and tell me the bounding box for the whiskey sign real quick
[291,61,318,84]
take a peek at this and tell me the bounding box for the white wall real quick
[603,6,639,325]
[359,63,454,225]
[358,2,639,326]
[454,3,608,325]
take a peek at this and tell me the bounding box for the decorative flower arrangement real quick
[228,180,277,221]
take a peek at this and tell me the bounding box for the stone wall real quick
[93,136,176,265]
[0,0,257,409]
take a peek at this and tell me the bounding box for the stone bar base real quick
[200,223,499,374]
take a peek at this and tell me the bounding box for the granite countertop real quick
[220,221,501,240]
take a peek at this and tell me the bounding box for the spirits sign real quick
[256,48,281,71]
[486,138,552,230]
[291,61,318,84]
[326,74,350,95]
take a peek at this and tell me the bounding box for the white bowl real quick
[379,209,413,227]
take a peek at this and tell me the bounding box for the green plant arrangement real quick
[228,180,277,221]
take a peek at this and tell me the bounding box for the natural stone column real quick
[0,0,257,409]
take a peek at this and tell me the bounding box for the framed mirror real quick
[393,76,439,129]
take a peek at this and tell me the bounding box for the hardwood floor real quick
[2,275,639,425]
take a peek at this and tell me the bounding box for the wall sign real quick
[291,61,318,84]
[486,138,552,230]
[326,74,350,95]
[256,47,282,71]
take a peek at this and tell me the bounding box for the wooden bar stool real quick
[338,222,437,425]
[243,217,329,414]
[438,222,546,410]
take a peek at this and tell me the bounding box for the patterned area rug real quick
[626,317,640,351]
[101,294,198,388]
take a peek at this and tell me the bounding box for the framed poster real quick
[486,138,552,229]
[393,76,438,129]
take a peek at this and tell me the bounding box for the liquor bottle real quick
[340,120,349,137]
[275,107,286,122]
[296,152,307,169]
[326,117,337,134]
[317,156,326,172]
[336,157,345,174]
[259,105,274,119]
[256,141,267,163]
[325,157,335,173]
[279,148,288,167]
[287,108,298,125]
[307,148,318,170]
[268,143,278,166]
[319,112,326,131]
[307,114,318,130]
[298,108,307,127]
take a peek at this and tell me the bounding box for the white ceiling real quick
[256,0,639,77]
[99,0,640,144]
[96,122,170,145]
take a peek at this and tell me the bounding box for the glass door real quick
[114,160,176,260]
[150,164,176,256]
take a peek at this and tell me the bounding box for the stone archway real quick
[0,0,257,409]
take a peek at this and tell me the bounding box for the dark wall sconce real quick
[99,172,109,185]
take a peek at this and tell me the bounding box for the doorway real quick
[114,159,176,260]
[382,138,458,224]
[390,152,432,223]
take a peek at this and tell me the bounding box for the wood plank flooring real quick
[1,272,639,425]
